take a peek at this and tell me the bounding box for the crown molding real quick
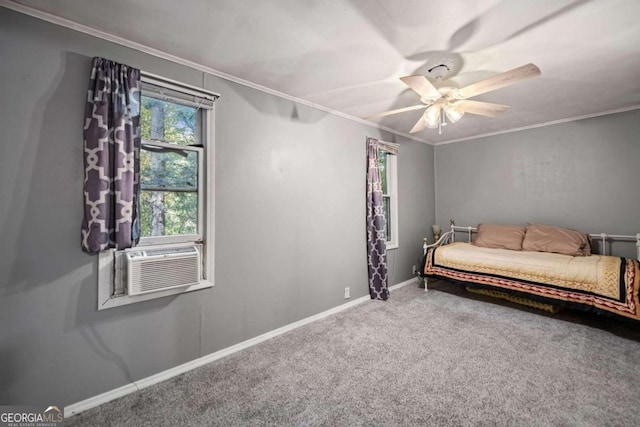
[0,0,432,145]
[4,0,637,148]
[434,105,640,146]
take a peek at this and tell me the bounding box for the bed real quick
[420,221,640,322]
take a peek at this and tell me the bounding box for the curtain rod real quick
[369,137,400,149]
[141,70,220,100]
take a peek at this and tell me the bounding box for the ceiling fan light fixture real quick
[444,105,465,124]
[423,106,440,128]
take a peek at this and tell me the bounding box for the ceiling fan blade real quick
[456,63,541,99]
[400,75,441,100]
[409,116,427,133]
[455,100,511,117]
[364,104,428,120]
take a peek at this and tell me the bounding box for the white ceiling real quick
[7,0,640,144]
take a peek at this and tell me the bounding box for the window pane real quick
[141,95,198,146]
[140,190,198,237]
[383,196,391,242]
[378,150,387,194]
[140,147,198,191]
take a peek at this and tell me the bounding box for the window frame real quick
[97,73,218,310]
[138,140,204,246]
[380,149,399,250]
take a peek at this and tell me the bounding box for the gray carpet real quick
[67,283,640,426]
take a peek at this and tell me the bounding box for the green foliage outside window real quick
[378,150,391,242]
[140,96,197,145]
[139,96,201,237]
[378,150,387,194]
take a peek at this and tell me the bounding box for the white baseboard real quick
[64,277,418,418]
[389,276,417,291]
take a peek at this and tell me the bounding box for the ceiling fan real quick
[366,63,541,134]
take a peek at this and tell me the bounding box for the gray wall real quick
[0,8,434,406]
[435,110,640,258]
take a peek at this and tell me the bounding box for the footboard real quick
[421,220,480,291]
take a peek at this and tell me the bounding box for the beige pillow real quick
[522,224,591,256]
[474,224,525,251]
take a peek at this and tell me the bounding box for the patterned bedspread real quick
[423,242,640,321]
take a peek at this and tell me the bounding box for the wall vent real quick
[126,246,201,296]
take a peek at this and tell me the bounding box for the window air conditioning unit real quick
[126,246,201,296]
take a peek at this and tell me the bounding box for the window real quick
[98,74,217,309]
[139,87,204,244]
[378,149,398,249]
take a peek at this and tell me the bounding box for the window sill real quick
[98,280,213,311]
[386,243,399,250]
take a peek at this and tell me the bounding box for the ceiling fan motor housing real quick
[427,64,452,80]
[420,86,458,104]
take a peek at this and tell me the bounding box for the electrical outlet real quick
[344,287,350,299]
[412,265,417,275]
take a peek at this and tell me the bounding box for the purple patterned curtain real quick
[81,57,141,254]
[366,137,388,300]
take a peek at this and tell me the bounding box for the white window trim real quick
[97,75,217,310]
[385,152,399,250]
